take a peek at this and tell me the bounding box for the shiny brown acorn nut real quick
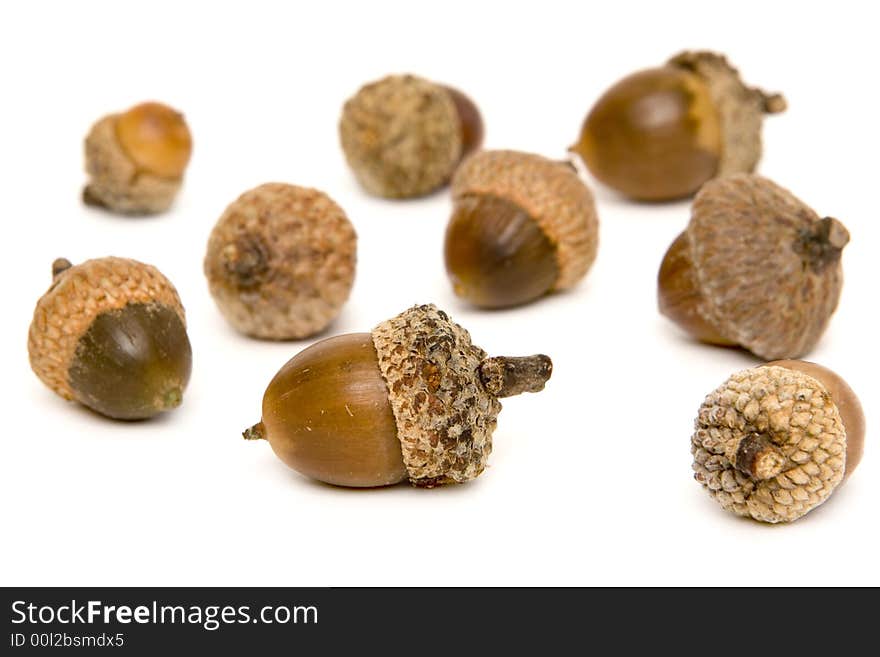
[692,361,865,523]
[83,101,193,214]
[445,150,599,308]
[658,174,848,360]
[244,304,552,488]
[339,74,484,198]
[204,183,357,340]
[570,51,786,201]
[28,257,192,420]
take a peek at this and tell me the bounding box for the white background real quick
[1,0,877,586]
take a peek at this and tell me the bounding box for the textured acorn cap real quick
[692,365,847,523]
[339,74,462,198]
[204,183,357,340]
[669,51,786,177]
[28,257,185,400]
[83,115,183,214]
[371,304,501,487]
[686,174,847,360]
[451,150,599,290]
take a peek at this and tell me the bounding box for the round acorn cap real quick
[692,365,847,523]
[451,150,599,291]
[371,304,501,487]
[687,174,847,360]
[204,183,357,340]
[83,115,182,214]
[339,74,462,198]
[668,51,786,177]
[28,257,186,400]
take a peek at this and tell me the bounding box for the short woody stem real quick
[52,258,73,278]
[734,433,785,480]
[761,91,787,114]
[479,355,553,398]
[796,217,850,273]
[243,422,266,441]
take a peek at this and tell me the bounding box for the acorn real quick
[339,74,483,198]
[692,361,865,523]
[244,304,552,488]
[445,150,599,308]
[83,101,193,214]
[570,51,786,201]
[658,174,848,360]
[28,257,192,420]
[204,183,357,340]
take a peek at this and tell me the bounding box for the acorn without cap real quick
[570,51,786,201]
[339,74,483,198]
[83,101,193,214]
[692,361,865,523]
[244,304,552,488]
[28,257,192,420]
[658,174,848,360]
[445,150,599,308]
[204,183,357,340]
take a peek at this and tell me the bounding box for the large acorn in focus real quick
[28,257,192,420]
[570,51,786,201]
[244,304,552,488]
[658,174,849,360]
[445,150,599,308]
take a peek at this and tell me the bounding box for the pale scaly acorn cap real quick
[668,51,787,177]
[339,74,462,198]
[687,174,848,360]
[692,365,847,523]
[28,257,185,400]
[451,149,599,291]
[83,115,182,214]
[204,183,357,340]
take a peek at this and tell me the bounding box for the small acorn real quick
[658,174,849,360]
[692,361,865,523]
[339,74,483,198]
[83,101,193,214]
[244,304,552,488]
[28,257,192,420]
[570,51,786,201]
[445,150,599,308]
[204,183,357,340]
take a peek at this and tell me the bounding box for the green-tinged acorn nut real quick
[28,257,192,420]
[339,74,483,198]
[445,150,599,308]
[244,304,552,488]
[570,51,786,201]
[692,361,865,523]
[83,101,193,214]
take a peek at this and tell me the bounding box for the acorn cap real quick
[204,183,357,340]
[669,51,786,177]
[451,150,599,290]
[687,174,847,360]
[83,115,182,214]
[339,74,462,198]
[692,365,847,523]
[371,304,501,487]
[28,257,185,400]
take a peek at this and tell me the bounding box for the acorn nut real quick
[28,257,192,420]
[658,174,848,360]
[83,101,193,214]
[204,183,357,340]
[339,74,483,198]
[692,361,865,523]
[445,150,599,308]
[570,51,785,201]
[244,304,552,488]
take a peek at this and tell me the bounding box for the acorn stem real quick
[52,258,73,278]
[795,216,850,273]
[479,355,552,398]
[243,422,266,441]
[761,91,787,114]
[222,237,270,288]
[734,433,785,480]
